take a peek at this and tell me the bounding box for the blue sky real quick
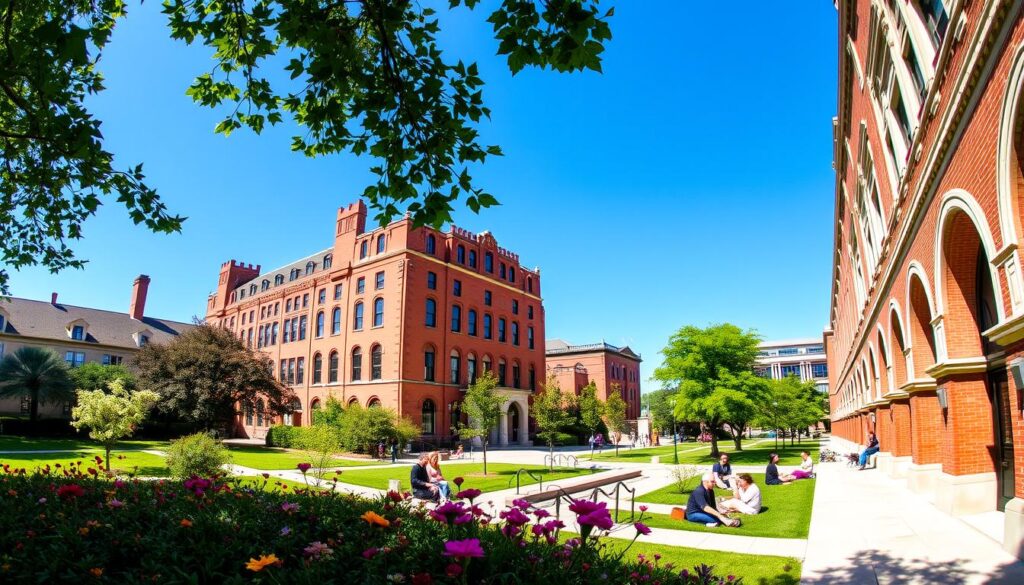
[8,2,839,390]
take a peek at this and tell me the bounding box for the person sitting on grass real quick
[411,453,440,502]
[712,452,734,489]
[791,451,814,480]
[685,472,740,527]
[719,473,762,515]
[426,451,451,500]
[765,453,795,485]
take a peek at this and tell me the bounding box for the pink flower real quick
[634,521,652,535]
[543,519,565,532]
[639,505,648,513]
[443,538,485,559]
[430,501,469,525]
[512,498,531,510]
[107,498,124,509]
[499,507,530,527]
[362,547,379,559]
[56,484,85,499]
[281,502,300,513]
[455,488,481,501]
[534,509,551,519]
[568,499,602,516]
[297,463,312,474]
[303,541,334,560]
[445,563,463,577]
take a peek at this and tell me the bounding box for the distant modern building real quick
[545,339,642,420]
[0,276,193,417]
[205,200,545,445]
[755,338,829,394]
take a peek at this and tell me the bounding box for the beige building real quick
[0,275,193,418]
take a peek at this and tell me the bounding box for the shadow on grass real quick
[801,549,1024,584]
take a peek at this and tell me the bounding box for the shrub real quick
[266,424,308,448]
[297,425,342,484]
[166,432,229,478]
[338,405,417,454]
[671,465,701,494]
[0,466,743,584]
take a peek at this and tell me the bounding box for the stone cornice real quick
[984,313,1024,347]
[882,390,910,400]
[925,356,989,378]
[900,379,938,394]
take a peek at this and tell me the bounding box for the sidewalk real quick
[801,461,1024,584]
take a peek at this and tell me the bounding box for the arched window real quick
[312,353,323,384]
[425,298,437,327]
[468,309,477,336]
[422,399,436,435]
[351,347,363,380]
[249,284,257,296]
[512,361,521,388]
[323,254,333,269]
[360,240,368,259]
[290,268,300,281]
[328,351,339,383]
[469,250,477,268]
[371,344,383,380]
[274,274,284,286]
[498,359,507,386]
[426,234,436,254]
[467,353,477,384]
[332,307,342,335]
[353,302,364,330]
[450,350,461,385]
[527,277,533,293]
[482,355,492,373]
[376,234,386,254]
[347,397,358,407]
[451,304,461,332]
[373,298,384,327]
[256,399,265,427]
[316,311,325,337]
[457,245,466,264]
[368,397,382,408]
[424,347,436,381]
[262,279,270,291]
[305,261,315,276]
[244,401,254,425]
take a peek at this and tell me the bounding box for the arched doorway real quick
[508,403,520,444]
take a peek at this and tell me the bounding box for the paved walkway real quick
[801,460,1024,584]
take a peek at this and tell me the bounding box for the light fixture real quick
[1009,358,1024,415]
[936,386,948,411]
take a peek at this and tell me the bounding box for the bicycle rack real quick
[550,480,637,524]
[509,468,545,495]
[543,453,579,469]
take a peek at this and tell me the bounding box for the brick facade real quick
[545,340,642,420]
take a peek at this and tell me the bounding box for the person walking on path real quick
[390,440,398,464]
[686,472,740,527]
[858,432,880,470]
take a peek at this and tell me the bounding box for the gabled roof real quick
[0,297,194,350]
[544,339,642,361]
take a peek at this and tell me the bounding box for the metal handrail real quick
[543,453,579,469]
[509,468,545,494]
[550,480,637,524]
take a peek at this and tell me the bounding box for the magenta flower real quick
[455,488,481,501]
[297,463,312,474]
[568,499,602,516]
[534,508,551,519]
[543,519,565,532]
[362,547,380,559]
[430,501,469,525]
[499,507,530,527]
[634,521,652,535]
[639,505,648,513]
[512,498,531,510]
[281,502,300,513]
[453,477,464,487]
[443,538,485,559]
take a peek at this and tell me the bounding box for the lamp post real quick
[669,396,679,465]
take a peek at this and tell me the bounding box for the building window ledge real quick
[924,357,988,379]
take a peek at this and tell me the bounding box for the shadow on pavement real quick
[800,548,1024,584]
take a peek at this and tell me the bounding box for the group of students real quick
[684,450,816,527]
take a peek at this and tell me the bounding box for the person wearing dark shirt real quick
[858,432,880,470]
[410,453,439,501]
[685,473,739,527]
[765,452,795,485]
[712,453,733,489]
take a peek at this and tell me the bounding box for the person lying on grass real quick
[718,473,761,515]
[685,472,740,527]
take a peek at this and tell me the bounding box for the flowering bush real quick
[0,464,742,584]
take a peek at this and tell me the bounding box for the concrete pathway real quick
[801,461,1024,584]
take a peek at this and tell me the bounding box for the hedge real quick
[266,424,309,448]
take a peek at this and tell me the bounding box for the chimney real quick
[130,275,150,321]
[51,292,58,305]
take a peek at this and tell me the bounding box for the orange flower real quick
[179,519,192,528]
[361,511,390,528]
[245,554,280,572]
[78,527,90,536]
[90,568,103,577]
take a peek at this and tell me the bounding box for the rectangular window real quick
[427,272,437,290]
[528,305,534,319]
[484,291,492,306]
[71,325,85,341]
[334,284,343,300]
[357,277,365,294]
[286,299,292,312]
[469,250,477,268]
[319,289,326,304]
[528,327,534,350]
[451,305,461,333]
[375,271,385,290]
[498,318,506,342]
[781,364,802,378]
[498,362,506,386]
[453,279,461,297]
[302,293,309,308]
[811,363,829,378]
[512,300,518,315]
[280,360,288,381]
[297,357,305,384]
[67,352,84,368]
[424,351,435,382]
[778,348,799,356]
[484,315,492,340]
[918,0,948,48]
[288,358,296,384]
[512,365,520,389]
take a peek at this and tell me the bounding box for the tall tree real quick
[70,379,159,471]
[457,370,504,475]
[0,0,613,296]
[69,363,137,391]
[715,371,768,451]
[134,325,294,431]
[647,388,678,437]
[533,376,575,470]
[602,387,628,457]
[653,323,762,457]
[0,347,75,422]
[576,381,604,454]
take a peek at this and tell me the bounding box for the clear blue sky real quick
[8,2,839,390]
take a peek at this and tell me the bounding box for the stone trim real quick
[984,312,1024,346]
[900,379,937,394]
[924,356,989,378]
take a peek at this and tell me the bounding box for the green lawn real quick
[231,475,330,492]
[224,446,384,470]
[0,450,171,477]
[631,474,815,539]
[0,435,169,452]
[335,462,597,493]
[587,438,822,466]
[562,533,800,584]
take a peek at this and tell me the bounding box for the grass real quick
[630,473,815,539]
[586,438,823,466]
[0,450,171,477]
[0,435,169,452]
[231,475,329,492]
[561,532,800,584]
[335,462,598,493]
[224,446,384,470]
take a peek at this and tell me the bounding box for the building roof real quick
[231,248,333,300]
[545,339,642,361]
[758,337,824,348]
[0,297,194,350]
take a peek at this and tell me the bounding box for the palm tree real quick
[0,347,75,422]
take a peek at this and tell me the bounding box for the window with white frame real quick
[856,136,886,270]
[850,229,867,309]
[866,6,918,183]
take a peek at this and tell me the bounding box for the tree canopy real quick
[755,375,825,446]
[70,379,158,470]
[458,369,504,474]
[0,346,75,421]
[576,381,604,437]
[533,376,575,468]
[0,0,613,296]
[133,324,294,431]
[69,362,137,391]
[653,323,762,456]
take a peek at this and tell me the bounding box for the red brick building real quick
[206,201,545,447]
[545,340,642,420]
[826,0,1024,557]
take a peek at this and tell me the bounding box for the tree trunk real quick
[482,440,488,476]
[104,445,112,472]
[29,388,39,422]
[732,433,742,451]
[709,434,720,458]
[549,442,555,471]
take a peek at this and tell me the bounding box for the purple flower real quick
[499,507,530,527]
[531,524,546,537]
[634,521,652,535]
[456,488,481,501]
[430,501,469,525]
[107,498,124,509]
[443,538,485,559]
[280,526,292,536]
[297,463,312,474]
[568,499,602,516]
[362,547,380,559]
[304,541,334,559]
[512,498,531,510]
[543,519,565,532]
[534,508,551,519]
[281,502,300,513]
[501,524,522,538]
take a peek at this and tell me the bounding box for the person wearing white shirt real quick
[719,473,761,515]
[792,451,814,480]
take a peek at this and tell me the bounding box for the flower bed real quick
[0,464,743,584]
